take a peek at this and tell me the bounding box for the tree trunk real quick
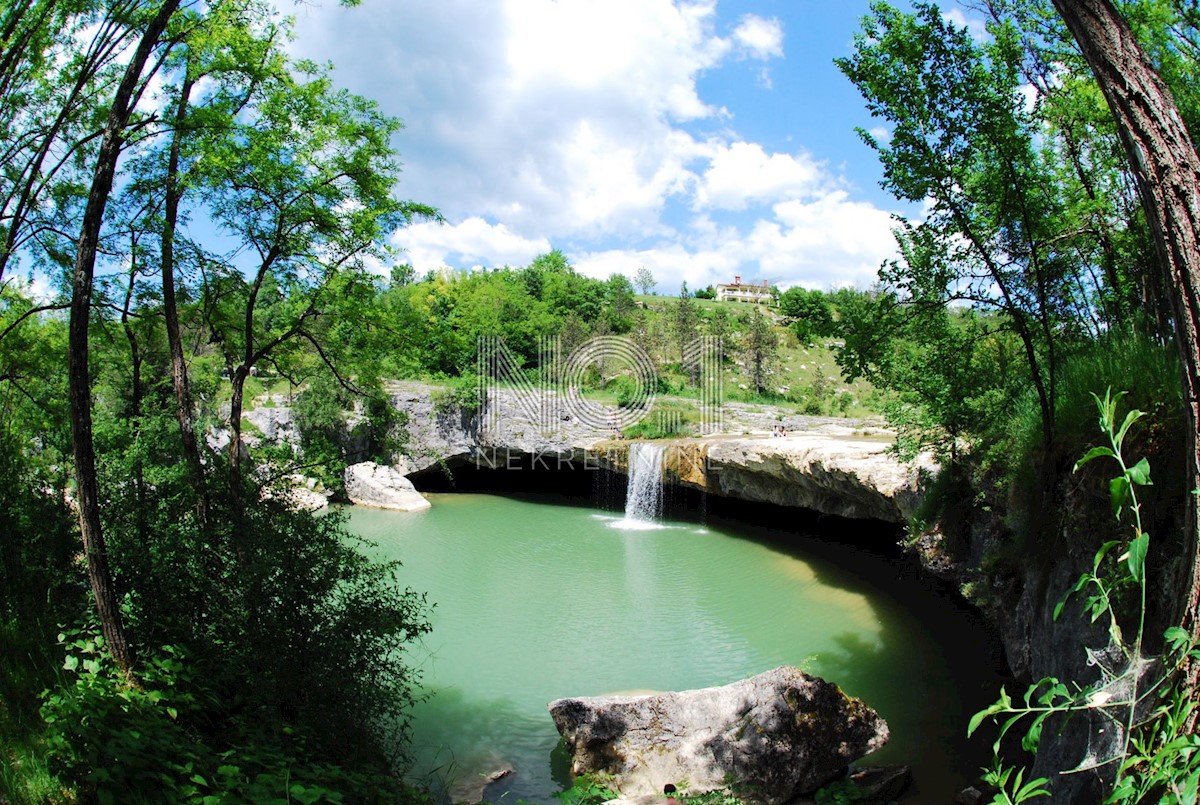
[1051,0,1200,647]
[120,245,147,545]
[227,364,247,526]
[67,0,180,675]
[161,68,209,523]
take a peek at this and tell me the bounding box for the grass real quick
[983,327,1184,557]
[0,621,72,804]
[621,399,704,439]
[629,295,884,419]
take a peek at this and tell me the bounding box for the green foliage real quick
[293,374,355,483]
[836,290,1017,461]
[633,266,657,295]
[742,307,778,395]
[0,3,438,801]
[431,374,483,418]
[779,287,833,344]
[621,402,700,440]
[41,629,415,804]
[674,282,701,367]
[969,391,1199,804]
[0,620,72,805]
[111,482,432,749]
[556,774,621,805]
[0,434,78,629]
[610,374,645,409]
[835,0,1167,469]
[291,372,405,490]
[41,632,206,799]
[987,328,1181,553]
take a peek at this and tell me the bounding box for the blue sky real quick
[282,0,981,292]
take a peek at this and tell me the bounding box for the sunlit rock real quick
[548,666,888,804]
[343,461,431,511]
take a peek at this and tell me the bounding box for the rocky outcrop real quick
[242,406,302,449]
[343,461,431,511]
[703,432,934,523]
[383,381,932,524]
[228,383,934,523]
[548,666,889,804]
[279,480,330,512]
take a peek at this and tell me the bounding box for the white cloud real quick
[943,7,988,41]
[393,217,551,272]
[280,1,898,293]
[575,243,739,292]
[746,191,899,288]
[285,0,735,241]
[732,14,783,60]
[573,191,900,293]
[868,126,892,145]
[693,141,828,210]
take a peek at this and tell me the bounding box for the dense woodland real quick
[5,0,1200,802]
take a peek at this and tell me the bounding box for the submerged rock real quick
[448,763,515,804]
[841,765,911,802]
[343,461,431,511]
[548,666,888,804]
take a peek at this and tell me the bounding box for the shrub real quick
[430,374,483,418]
[970,391,1200,804]
[90,441,434,790]
[41,629,417,803]
[984,327,1184,554]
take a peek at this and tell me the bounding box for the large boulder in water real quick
[548,666,888,804]
[343,461,431,511]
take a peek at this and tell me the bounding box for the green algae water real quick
[348,493,1000,803]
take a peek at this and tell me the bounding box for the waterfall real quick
[623,442,664,525]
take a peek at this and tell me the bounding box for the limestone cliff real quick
[385,380,931,524]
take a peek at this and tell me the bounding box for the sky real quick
[280,0,984,292]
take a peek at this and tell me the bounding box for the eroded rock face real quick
[343,461,431,511]
[704,435,934,523]
[548,666,888,804]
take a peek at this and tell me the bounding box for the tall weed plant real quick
[970,390,1200,803]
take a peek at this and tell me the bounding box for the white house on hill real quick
[715,276,773,304]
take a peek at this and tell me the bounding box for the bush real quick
[621,402,700,439]
[87,425,434,793]
[0,433,79,630]
[41,629,417,804]
[985,328,1184,553]
[430,374,482,418]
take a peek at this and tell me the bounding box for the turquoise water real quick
[347,493,1000,803]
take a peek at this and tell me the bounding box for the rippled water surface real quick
[348,493,1000,803]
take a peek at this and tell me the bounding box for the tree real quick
[67,0,183,676]
[743,307,777,395]
[195,57,435,513]
[673,281,699,371]
[779,287,833,344]
[0,0,145,285]
[604,273,636,332]
[1050,0,1200,675]
[837,2,1133,453]
[707,305,733,360]
[633,265,657,295]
